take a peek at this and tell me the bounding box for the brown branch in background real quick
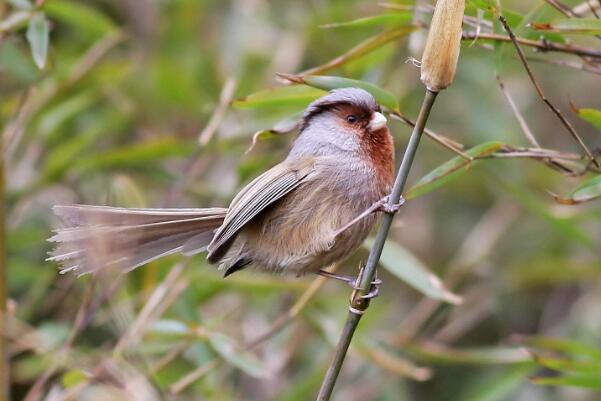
[496,75,575,174]
[498,16,599,168]
[544,0,580,17]
[389,111,473,160]
[391,200,519,345]
[496,76,540,148]
[198,77,237,145]
[114,262,188,355]
[589,0,601,18]
[170,266,336,394]
[461,31,601,59]
[573,0,601,16]
[22,282,96,401]
[162,77,237,207]
[529,56,601,75]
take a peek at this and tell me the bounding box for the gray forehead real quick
[302,88,379,121]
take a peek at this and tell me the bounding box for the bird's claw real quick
[316,268,382,299]
[377,195,405,214]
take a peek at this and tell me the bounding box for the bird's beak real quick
[369,112,387,131]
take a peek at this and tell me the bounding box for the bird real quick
[48,87,399,289]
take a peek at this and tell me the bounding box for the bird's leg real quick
[333,195,405,237]
[316,266,382,299]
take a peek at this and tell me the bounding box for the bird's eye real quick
[346,115,358,123]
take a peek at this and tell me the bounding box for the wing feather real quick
[207,158,315,262]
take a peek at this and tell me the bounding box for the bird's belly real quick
[238,178,382,275]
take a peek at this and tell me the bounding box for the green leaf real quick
[405,142,505,200]
[358,340,431,381]
[321,14,413,29]
[246,114,301,153]
[37,91,97,137]
[408,344,532,365]
[44,0,118,38]
[532,353,601,374]
[26,12,49,69]
[531,374,601,389]
[525,336,601,360]
[574,108,601,130]
[62,369,89,388]
[232,86,326,110]
[570,176,601,202]
[151,320,190,336]
[552,175,601,205]
[301,26,416,76]
[461,365,536,401]
[300,75,399,111]
[363,239,462,304]
[207,332,270,378]
[531,18,601,35]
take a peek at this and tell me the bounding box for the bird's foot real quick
[317,268,381,299]
[376,195,405,214]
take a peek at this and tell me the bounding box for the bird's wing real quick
[207,157,316,262]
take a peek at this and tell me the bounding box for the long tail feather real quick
[48,205,227,275]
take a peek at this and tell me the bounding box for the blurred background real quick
[1,0,601,400]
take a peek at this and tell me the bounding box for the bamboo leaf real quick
[278,73,399,111]
[26,12,49,69]
[363,239,462,304]
[300,26,417,76]
[208,332,271,378]
[571,104,601,131]
[530,19,601,35]
[408,343,532,365]
[44,0,118,38]
[357,340,431,381]
[405,142,505,200]
[321,14,412,29]
[531,374,601,388]
[531,353,601,374]
[524,336,601,360]
[232,85,325,110]
[551,176,601,205]
[461,365,536,401]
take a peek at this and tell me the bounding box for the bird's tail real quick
[48,205,227,276]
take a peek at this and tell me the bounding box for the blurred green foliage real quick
[1,0,601,400]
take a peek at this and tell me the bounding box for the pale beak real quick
[369,112,387,131]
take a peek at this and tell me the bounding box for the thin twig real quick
[544,0,579,17]
[170,268,335,394]
[198,77,237,145]
[114,262,187,355]
[573,0,601,16]
[461,31,601,59]
[389,111,472,160]
[496,75,575,174]
[498,16,599,167]
[529,56,601,75]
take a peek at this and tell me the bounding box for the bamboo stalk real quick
[315,90,438,401]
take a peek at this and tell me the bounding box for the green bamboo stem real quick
[315,89,438,401]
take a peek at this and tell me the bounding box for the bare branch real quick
[498,16,599,167]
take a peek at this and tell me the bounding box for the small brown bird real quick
[48,88,398,286]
